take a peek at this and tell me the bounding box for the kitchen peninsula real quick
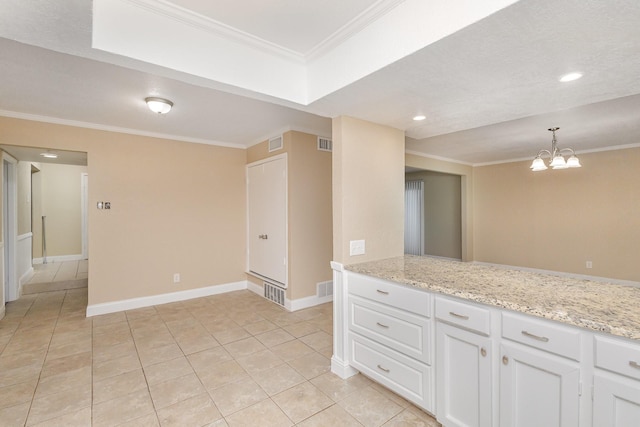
[331,255,640,426]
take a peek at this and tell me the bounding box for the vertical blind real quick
[404,180,424,255]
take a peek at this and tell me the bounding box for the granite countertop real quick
[345,255,640,341]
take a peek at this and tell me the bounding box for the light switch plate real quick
[350,240,365,256]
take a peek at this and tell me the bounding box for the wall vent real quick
[268,135,283,152]
[317,136,332,152]
[317,280,334,298]
[264,281,285,307]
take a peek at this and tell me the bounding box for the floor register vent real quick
[264,281,285,307]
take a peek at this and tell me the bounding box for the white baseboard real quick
[288,294,333,311]
[33,254,84,264]
[247,281,333,311]
[86,280,248,317]
[19,267,34,286]
[331,356,359,379]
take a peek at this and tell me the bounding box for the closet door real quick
[247,156,287,286]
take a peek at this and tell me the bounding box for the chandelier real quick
[530,127,581,171]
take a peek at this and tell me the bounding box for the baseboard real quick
[331,356,359,379]
[33,254,84,264]
[86,280,248,317]
[19,267,34,286]
[247,281,333,312]
[288,294,333,311]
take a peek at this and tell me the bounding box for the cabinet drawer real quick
[349,333,433,412]
[502,312,582,361]
[348,273,430,317]
[349,295,431,364]
[435,296,491,335]
[595,335,640,380]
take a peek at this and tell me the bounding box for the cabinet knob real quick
[502,355,509,365]
[480,347,487,357]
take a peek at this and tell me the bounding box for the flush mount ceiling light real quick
[145,97,173,114]
[559,72,583,82]
[40,152,58,159]
[413,115,426,121]
[530,127,581,171]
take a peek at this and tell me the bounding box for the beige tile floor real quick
[26,260,89,284]
[0,289,441,426]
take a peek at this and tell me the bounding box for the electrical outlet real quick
[173,273,181,283]
[350,239,365,256]
[586,261,593,269]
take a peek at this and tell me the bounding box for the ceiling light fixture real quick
[40,152,58,159]
[530,127,581,171]
[145,97,173,114]
[559,72,583,82]
[413,115,426,121]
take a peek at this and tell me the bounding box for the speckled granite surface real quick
[345,256,640,340]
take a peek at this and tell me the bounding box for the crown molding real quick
[405,149,474,167]
[306,0,407,62]
[0,110,245,149]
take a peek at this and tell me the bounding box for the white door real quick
[593,373,640,427]
[500,342,581,427]
[436,322,492,427]
[247,156,287,286]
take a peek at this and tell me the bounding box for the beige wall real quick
[0,116,247,306]
[405,153,474,261]
[247,130,333,300]
[333,116,404,264]
[32,163,87,257]
[406,170,462,259]
[473,147,640,282]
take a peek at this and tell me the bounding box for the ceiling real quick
[0,0,639,165]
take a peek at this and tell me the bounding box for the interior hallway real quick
[0,289,440,426]
[22,260,88,295]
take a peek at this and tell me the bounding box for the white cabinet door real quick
[247,157,287,286]
[593,373,640,427]
[436,322,492,427]
[500,342,580,427]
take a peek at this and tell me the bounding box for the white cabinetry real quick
[435,296,492,427]
[500,312,582,427]
[247,156,287,286]
[347,273,434,412]
[593,336,640,426]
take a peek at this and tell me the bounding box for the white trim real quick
[33,254,84,264]
[86,280,248,317]
[472,261,640,288]
[81,173,88,260]
[17,232,33,241]
[246,280,333,311]
[331,356,359,379]
[405,150,474,167]
[19,267,34,287]
[288,294,333,311]
[0,110,245,149]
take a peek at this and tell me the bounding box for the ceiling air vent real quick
[268,135,283,152]
[317,136,332,152]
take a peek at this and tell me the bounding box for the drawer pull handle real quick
[376,322,389,329]
[449,311,469,320]
[377,364,390,373]
[376,289,389,295]
[630,361,640,369]
[521,330,549,342]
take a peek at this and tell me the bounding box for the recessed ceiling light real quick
[40,152,58,159]
[413,115,426,121]
[559,72,583,82]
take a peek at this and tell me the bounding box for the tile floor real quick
[22,261,88,294]
[0,288,441,426]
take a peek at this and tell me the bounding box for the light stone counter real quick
[345,255,640,340]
